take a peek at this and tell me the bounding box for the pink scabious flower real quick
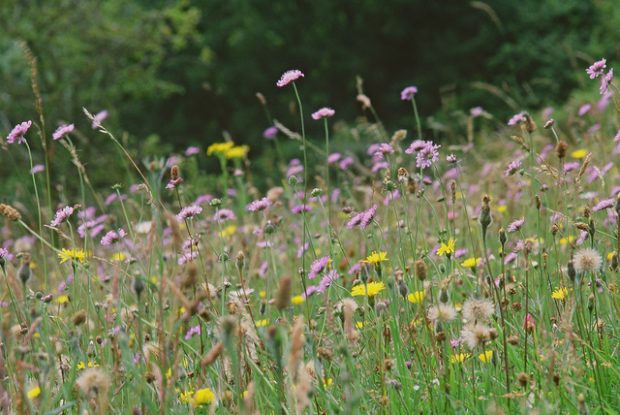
[287,159,304,177]
[213,209,236,222]
[470,106,485,118]
[291,204,311,214]
[586,58,607,79]
[405,139,428,155]
[504,159,522,176]
[371,161,389,173]
[347,204,377,229]
[504,252,518,265]
[311,107,335,120]
[100,228,127,246]
[416,141,440,169]
[578,104,591,117]
[185,146,200,156]
[507,218,525,233]
[600,69,613,95]
[177,205,202,221]
[52,123,75,140]
[308,256,330,279]
[507,112,526,126]
[276,69,304,87]
[166,177,183,190]
[563,161,580,173]
[195,194,214,205]
[91,110,108,128]
[178,251,198,265]
[446,154,458,163]
[263,126,278,139]
[6,120,32,144]
[400,86,418,101]
[30,164,45,174]
[318,269,339,292]
[0,248,14,263]
[339,156,354,170]
[184,325,201,340]
[593,198,614,212]
[50,206,75,227]
[246,197,271,212]
[327,152,341,164]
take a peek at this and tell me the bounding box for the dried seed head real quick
[397,167,409,183]
[555,141,567,159]
[544,118,555,129]
[72,309,87,326]
[170,165,180,181]
[275,277,291,311]
[0,203,21,221]
[517,372,529,387]
[524,113,536,132]
[414,259,427,281]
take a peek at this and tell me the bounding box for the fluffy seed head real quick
[462,298,494,322]
[573,248,602,274]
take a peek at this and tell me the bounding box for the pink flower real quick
[263,126,278,139]
[415,141,440,169]
[593,198,614,212]
[578,104,591,117]
[470,106,485,118]
[30,164,45,174]
[50,206,75,227]
[405,139,428,154]
[308,256,330,279]
[311,107,335,120]
[91,110,108,129]
[100,229,127,246]
[177,205,202,221]
[276,69,304,87]
[213,209,235,222]
[52,124,75,140]
[504,159,522,176]
[586,58,607,79]
[6,120,32,144]
[507,218,525,233]
[185,146,200,156]
[400,86,418,101]
[246,197,271,212]
[507,112,526,126]
[600,69,613,95]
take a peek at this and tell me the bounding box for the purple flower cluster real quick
[586,59,614,95]
[504,159,522,176]
[52,124,75,141]
[246,197,271,212]
[50,206,75,227]
[92,110,108,129]
[6,121,32,144]
[277,69,304,87]
[346,204,377,229]
[311,107,335,120]
[101,228,127,246]
[507,112,526,126]
[400,86,418,101]
[213,209,236,222]
[177,205,202,221]
[308,256,330,279]
[507,218,525,233]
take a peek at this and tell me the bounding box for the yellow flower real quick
[552,287,568,300]
[351,281,386,297]
[323,378,333,387]
[77,360,98,370]
[256,319,269,327]
[111,252,127,262]
[56,295,70,305]
[363,251,388,265]
[450,353,471,364]
[437,239,456,256]
[192,387,215,407]
[58,248,88,264]
[355,321,365,329]
[570,149,588,159]
[291,295,305,305]
[461,257,481,268]
[607,251,616,262]
[225,145,250,159]
[220,225,237,238]
[478,350,493,363]
[179,389,194,404]
[27,386,41,400]
[259,290,267,299]
[407,290,426,304]
[207,142,234,156]
[496,205,507,213]
[559,236,575,245]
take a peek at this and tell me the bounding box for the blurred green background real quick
[1,0,618,190]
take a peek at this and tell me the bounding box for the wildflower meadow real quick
[2,52,620,414]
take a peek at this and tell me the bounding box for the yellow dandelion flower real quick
[450,353,471,364]
[496,205,508,213]
[27,386,41,400]
[351,281,386,297]
[225,145,250,159]
[192,387,215,407]
[559,236,575,245]
[220,225,237,238]
[355,321,365,329]
[607,251,616,262]
[323,378,333,387]
[478,350,493,363]
[407,290,426,304]
[56,295,70,305]
[179,389,194,404]
[256,319,269,327]
[259,290,267,299]
[461,257,482,268]
[552,287,568,300]
[77,360,99,370]
[437,239,456,256]
[291,295,305,305]
[570,149,588,159]
[363,251,388,265]
[111,252,127,262]
[58,248,88,264]
[207,142,234,156]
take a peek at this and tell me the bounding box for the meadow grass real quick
[1,62,620,414]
